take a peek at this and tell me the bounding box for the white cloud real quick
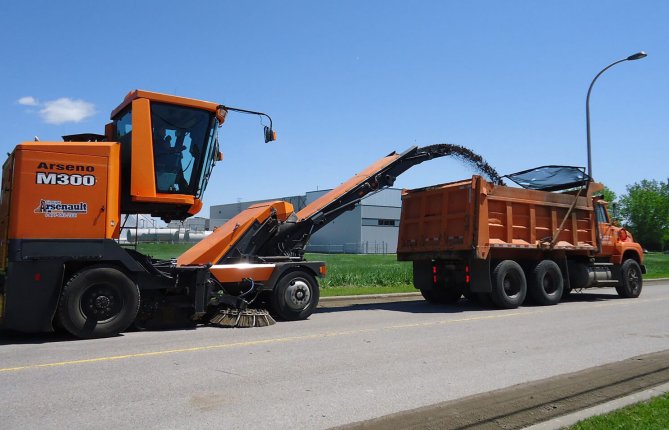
[39,98,96,125]
[18,96,39,106]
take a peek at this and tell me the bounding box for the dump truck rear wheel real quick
[271,270,320,321]
[616,259,643,298]
[57,266,140,339]
[528,260,563,306]
[490,260,527,309]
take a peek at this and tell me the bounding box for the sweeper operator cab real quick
[0,90,289,338]
[107,90,275,222]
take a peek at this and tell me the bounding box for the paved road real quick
[1,282,668,429]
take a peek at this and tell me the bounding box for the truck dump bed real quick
[397,176,598,260]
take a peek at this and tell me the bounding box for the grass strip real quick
[569,391,669,429]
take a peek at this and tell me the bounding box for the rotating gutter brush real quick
[208,278,276,328]
[210,308,276,328]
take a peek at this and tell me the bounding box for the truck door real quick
[595,203,615,256]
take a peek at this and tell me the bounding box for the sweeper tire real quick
[270,270,320,321]
[57,266,140,339]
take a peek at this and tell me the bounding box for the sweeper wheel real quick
[270,270,320,321]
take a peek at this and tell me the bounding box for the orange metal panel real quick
[130,98,156,199]
[0,153,16,269]
[177,201,294,266]
[105,143,121,238]
[132,194,195,205]
[397,179,476,254]
[210,264,276,283]
[187,198,203,216]
[8,144,114,240]
[397,176,598,258]
[111,90,220,120]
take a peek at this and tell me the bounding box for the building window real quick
[362,218,398,227]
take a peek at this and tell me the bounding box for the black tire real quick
[615,259,643,298]
[57,266,140,339]
[528,260,564,306]
[270,270,320,320]
[490,260,527,309]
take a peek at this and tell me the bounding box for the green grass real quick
[644,252,669,279]
[569,392,669,429]
[305,253,414,296]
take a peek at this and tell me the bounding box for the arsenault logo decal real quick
[34,200,88,218]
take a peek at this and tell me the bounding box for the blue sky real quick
[2,1,667,215]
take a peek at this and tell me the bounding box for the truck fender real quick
[261,261,325,291]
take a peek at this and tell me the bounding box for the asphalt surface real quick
[1,281,668,429]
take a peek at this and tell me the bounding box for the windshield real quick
[151,102,219,198]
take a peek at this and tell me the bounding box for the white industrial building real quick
[167,216,210,231]
[209,188,402,254]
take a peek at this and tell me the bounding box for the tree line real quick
[600,180,669,251]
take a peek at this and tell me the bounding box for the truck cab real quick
[109,90,225,222]
[594,198,644,268]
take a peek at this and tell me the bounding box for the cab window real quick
[150,102,217,196]
[595,204,609,224]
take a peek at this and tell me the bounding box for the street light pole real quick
[586,51,647,179]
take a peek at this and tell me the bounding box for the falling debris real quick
[418,144,505,185]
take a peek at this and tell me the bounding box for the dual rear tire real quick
[486,259,563,309]
[489,260,527,309]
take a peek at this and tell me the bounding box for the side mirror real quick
[264,126,277,143]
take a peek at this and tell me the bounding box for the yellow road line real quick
[1,296,666,374]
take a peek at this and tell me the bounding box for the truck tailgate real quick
[397,179,476,256]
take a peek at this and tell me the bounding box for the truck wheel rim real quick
[503,275,520,298]
[628,267,640,293]
[284,278,311,311]
[81,284,123,322]
[542,274,557,294]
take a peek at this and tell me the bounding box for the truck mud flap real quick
[3,261,64,333]
[468,257,492,293]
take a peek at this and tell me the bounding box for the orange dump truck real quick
[397,166,645,308]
